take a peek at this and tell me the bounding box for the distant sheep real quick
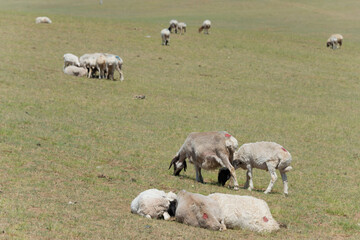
[161,28,171,46]
[79,53,101,78]
[105,54,124,81]
[169,20,178,33]
[199,20,211,34]
[96,54,106,79]
[35,17,52,24]
[209,193,280,232]
[175,190,226,231]
[327,34,343,49]
[63,66,87,77]
[218,142,292,195]
[169,131,240,190]
[131,189,177,220]
[177,22,187,34]
[63,53,80,69]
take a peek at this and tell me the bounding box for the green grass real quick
[0,0,360,239]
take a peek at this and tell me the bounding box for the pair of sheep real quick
[161,20,211,46]
[326,34,343,50]
[131,189,281,232]
[169,131,293,196]
[63,53,124,81]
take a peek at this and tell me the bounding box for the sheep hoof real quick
[233,186,239,191]
[284,192,289,197]
[264,190,270,194]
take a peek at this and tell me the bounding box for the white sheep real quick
[208,193,280,232]
[96,54,107,79]
[35,17,52,24]
[63,65,88,77]
[169,20,178,33]
[131,189,177,220]
[175,190,226,231]
[199,20,211,34]
[161,28,170,46]
[63,53,80,69]
[327,34,343,49]
[104,54,124,81]
[177,22,187,34]
[219,142,293,195]
[79,53,101,78]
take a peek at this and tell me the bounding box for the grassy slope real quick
[0,0,359,239]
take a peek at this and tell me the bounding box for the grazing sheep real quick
[199,20,211,34]
[63,65,88,77]
[169,131,240,190]
[218,142,292,195]
[169,20,178,33]
[35,17,52,24]
[161,28,171,46]
[177,22,187,34]
[209,193,280,232]
[327,34,343,49]
[63,53,80,69]
[96,54,106,79]
[175,190,226,231]
[79,53,101,78]
[131,189,177,220]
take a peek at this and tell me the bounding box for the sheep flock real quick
[33,12,348,236]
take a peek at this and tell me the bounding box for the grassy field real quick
[0,0,360,239]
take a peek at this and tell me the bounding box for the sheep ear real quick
[183,160,187,172]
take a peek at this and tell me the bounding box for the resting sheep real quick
[199,20,211,34]
[177,22,187,34]
[35,17,52,24]
[209,193,280,232]
[168,20,178,33]
[175,190,226,231]
[131,189,177,220]
[161,28,170,46]
[63,66,88,77]
[326,34,343,49]
[63,53,80,69]
[169,131,240,190]
[218,141,292,195]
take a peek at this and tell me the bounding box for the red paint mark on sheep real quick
[225,134,231,138]
[263,216,269,222]
[203,213,208,220]
[281,147,287,152]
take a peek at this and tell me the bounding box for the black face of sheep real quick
[218,167,231,186]
[168,200,177,217]
[169,157,187,176]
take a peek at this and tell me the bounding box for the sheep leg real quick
[97,66,101,79]
[264,162,278,194]
[245,164,253,191]
[195,165,204,183]
[280,171,289,196]
[116,65,124,81]
[218,153,239,190]
[88,68,92,78]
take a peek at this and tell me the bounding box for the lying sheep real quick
[63,53,80,69]
[199,20,211,34]
[175,190,226,231]
[327,34,343,49]
[35,17,52,24]
[218,142,292,195]
[209,193,280,232]
[169,20,178,33]
[161,28,170,46]
[177,22,187,34]
[169,131,240,190]
[63,65,88,77]
[131,189,177,220]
